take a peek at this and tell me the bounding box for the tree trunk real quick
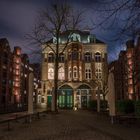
[51,35,59,112]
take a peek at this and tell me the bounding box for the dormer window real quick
[70,33,81,42]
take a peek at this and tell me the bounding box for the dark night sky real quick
[0,0,128,62]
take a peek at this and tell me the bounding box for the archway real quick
[77,84,91,108]
[58,85,73,109]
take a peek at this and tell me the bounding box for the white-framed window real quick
[73,66,78,79]
[38,95,41,103]
[70,33,81,42]
[48,68,54,79]
[85,52,92,62]
[48,53,54,63]
[58,67,65,80]
[95,52,101,62]
[59,53,65,62]
[95,68,102,79]
[85,68,92,79]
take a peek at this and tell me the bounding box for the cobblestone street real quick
[0,110,140,140]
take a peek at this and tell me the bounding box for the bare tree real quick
[27,1,84,112]
[91,0,140,41]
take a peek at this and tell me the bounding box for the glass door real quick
[81,96,87,108]
[66,90,73,108]
[58,89,73,109]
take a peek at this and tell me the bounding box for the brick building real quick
[0,38,40,113]
[41,30,108,109]
[109,37,140,101]
[0,38,13,112]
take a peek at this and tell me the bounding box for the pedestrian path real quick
[0,110,140,140]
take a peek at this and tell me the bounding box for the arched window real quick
[73,66,78,78]
[95,52,101,62]
[85,52,91,62]
[85,68,92,79]
[59,53,64,63]
[48,68,54,79]
[48,53,54,63]
[58,67,65,80]
[70,33,81,42]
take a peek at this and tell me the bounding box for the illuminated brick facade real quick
[109,37,140,101]
[0,38,13,112]
[0,38,40,113]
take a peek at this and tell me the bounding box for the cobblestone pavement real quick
[0,110,140,140]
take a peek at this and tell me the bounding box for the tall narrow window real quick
[58,67,65,80]
[95,69,102,79]
[85,68,92,79]
[73,66,78,78]
[95,52,101,62]
[48,53,54,63]
[59,53,64,63]
[85,52,91,62]
[48,68,54,79]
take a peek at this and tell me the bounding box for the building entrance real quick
[81,95,87,108]
[58,85,73,109]
[77,85,91,108]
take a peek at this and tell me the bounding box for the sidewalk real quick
[0,110,140,140]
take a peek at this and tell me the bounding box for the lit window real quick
[85,68,92,79]
[38,95,41,103]
[48,68,54,79]
[73,66,78,79]
[58,67,65,80]
[95,68,102,79]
